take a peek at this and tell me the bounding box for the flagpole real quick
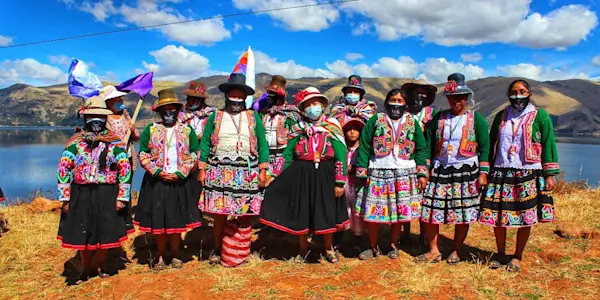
[124,98,143,150]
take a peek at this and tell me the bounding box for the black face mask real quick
[85,118,107,133]
[226,97,246,113]
[386,103,406,120]
[509,95,530,112]
[266,92,279,106]
[412,94,426,111]
[160,109,179,126]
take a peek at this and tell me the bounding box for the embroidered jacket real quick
[178,106,217,139]
[138,122,200,179]
[260,109,299,148]
[490,105,559,176]
[329,99,377,125]
[57,136,132,202]
[199,110,270,169]
[427,110,490,173]
[282,117,348,185]
[356,113,429,178]
[414,107,438,132]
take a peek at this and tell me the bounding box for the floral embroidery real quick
[445,80,458,93]
[435,111,477,158]
[211,111,259,156]
[139,123,198,178]
[335,161,346,185]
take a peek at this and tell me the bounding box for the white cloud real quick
[141,45,224,82]
[244,24,253,30]
[419,58,486,83]
[461,53,483,63]
[233,0,339,31]
[343,1,598,48]
[488,54,497,60]
[592,55,600,67]
[0,58,67,86]
[233,23,253,33]
[344,53,364,61]
[497,63,590,81]
[48,55,72,67]
[254,51,336,78]
[351,23,370,36]
[81,0,117,22]
[0,35,12,46]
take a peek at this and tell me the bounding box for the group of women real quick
[56,69,559,284]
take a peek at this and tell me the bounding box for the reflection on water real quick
[0,127,73,146]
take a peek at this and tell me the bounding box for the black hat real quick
[342,74,366,95]
[218,73,255,96]
[401,80,437,107]
[443,73,473,96]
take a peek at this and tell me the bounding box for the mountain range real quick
[1,73,599,136]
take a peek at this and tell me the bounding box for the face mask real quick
[188,103,199,110]
[385,103,406,120]
[85,118,107,133]
[412,94,426,111]
[304,105,323,121]
[226,97,246,113]
[160,109,178,126]
[509,95,530,112]
[112,102,125,112]
[345,93,360,105]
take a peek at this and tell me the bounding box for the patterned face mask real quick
[160,109,178,126]
[226,97,246,113]
[385,103,406,120]
[509,95,530,112]
[85,117,107,133]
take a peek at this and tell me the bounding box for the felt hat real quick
[342,117,365,131]
[265,75,287,96]
[100,85,128,101]
[182,81,207,98]
[294,87,329,111]
[443,73,473,96]
[401,79,437,107]
[152,88,183,111]
[80,95,114,116]
[342,74,366,95]
[218,73,255,96]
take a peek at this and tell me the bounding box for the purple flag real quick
[115,72,154,98]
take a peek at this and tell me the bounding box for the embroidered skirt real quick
[200,156,263,216]
[479,168,555,228]
[221,221,253,268]
[135,170,202,234]
[57,183,129,250]
[421,163,480,225]
[268,148,286,178]
[355,167,422,224]
[345,173,364,236]
[260,160,350,235]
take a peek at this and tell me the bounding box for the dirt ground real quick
[1,189,599,299]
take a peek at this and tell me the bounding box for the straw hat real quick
[80,95,113,116]
[152,88,183,111]
[294,87,329,111]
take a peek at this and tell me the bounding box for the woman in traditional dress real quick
[480,79,559,272]
[135,88,203,270]
[354,89,429,260]
[329,75,377,125]
[198,73,269,266]
[178,81,217,138]
[416,73,490,264]
[260,87,349,263]
[57,96,132,283]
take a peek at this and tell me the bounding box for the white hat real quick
[100,85,128,101]
[294,86,329,111]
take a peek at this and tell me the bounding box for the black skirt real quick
[260,160,349,235]
[57,183,129,250]
[134,170,202,234]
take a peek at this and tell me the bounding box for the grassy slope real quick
[1,189,599,299]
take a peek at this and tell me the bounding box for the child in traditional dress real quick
[416,73,490,264]
[135,88,203,270]
[260,87,349,264]
[57,96,132,284]
[481,79,559,272]
[355,89,429,260]
[342,118,366,250]
[198,72,269,266]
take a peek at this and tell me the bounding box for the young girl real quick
[135,88,203,270]
[57,96,132,284]
[342,118,366,249]
[355,89,429,260]
[260,87,349,263]
[480,79,559,272]
[417,73,489,264]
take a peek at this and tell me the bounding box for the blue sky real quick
[0,0,599,87]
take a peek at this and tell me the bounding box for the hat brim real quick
[82,108,113,116]
[182,89,207,98]
[155,99,184,109]
[444,87,473,96]
[218,82,255,95]
[342,85,365,95]
[297,94,329,111]
[342,119,365,131]
[401,83,437,107]
[104,90,128,100]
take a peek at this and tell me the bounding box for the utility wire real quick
[0,0,358,49]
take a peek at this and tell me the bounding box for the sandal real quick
[446,253,461,265]
[488,254,507,270]
[97,269,111,279]
[153,260,167,271]
[359,247,379,260]
[170,258,184,269]
[387,249,400,259]
[293,255,306,264]
[414,253,442,264]
[325,251,339,264]
[208,252,221,265]
[506,261,521,273]
[74,273,89,285]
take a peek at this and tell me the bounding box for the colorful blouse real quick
[138,122,200,179]
[282,117,348,185]
[427,110,490,173]
[414,107,438,132]
[178,106,217,139]
[329,99,377,125]
[260,104,300,150]
[490,105,559,176]
[199,110,270,169]
[57,137,132,202]
[356,113,429,178]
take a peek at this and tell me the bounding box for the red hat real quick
[342,117,365,131]
[183,81,207,98]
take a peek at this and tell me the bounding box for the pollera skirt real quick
[355,167,422,224]
[421,163,481,225]
[134,170,202,234]
[199,156,263,216]
[268,148,286,178]
[57,183,128,250]
[479,168,555,228]
[260,160,350,235]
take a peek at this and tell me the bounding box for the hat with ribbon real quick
[152,88,183,111]
[294,87,329,111]
[79,95,114,116]
[443,73,473,96]
[265,75,287,97]
[99,85,128,101]
[342,74,366,95]
[401,79,437,107]
[182,81,207,98]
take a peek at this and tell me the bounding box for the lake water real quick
[0,128,597,204]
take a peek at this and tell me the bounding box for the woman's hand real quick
[334,186,345,198]
[258,169,268,188]
[476,173,488,192]
[116,201,126,211]
[62,202,69,214]
[418,177,428,191]
[198,169,206,186]
[545,176,556,191]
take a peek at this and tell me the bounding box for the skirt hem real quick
[260,218,350,236]
[57,235,128,250]
[134,221,202,234]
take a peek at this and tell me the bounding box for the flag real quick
[232,46,255,109]
[68,59,102,99]
[116,72,154,98]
